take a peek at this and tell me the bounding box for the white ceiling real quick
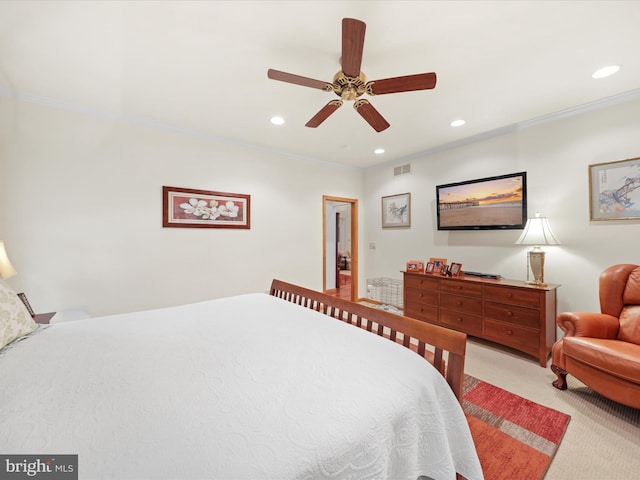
[1,1,639,169]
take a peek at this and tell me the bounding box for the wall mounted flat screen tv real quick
[436,171,527,230]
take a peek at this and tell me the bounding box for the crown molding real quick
[0,84,360,172]
[2,84,639,173]
[367,88,640,172]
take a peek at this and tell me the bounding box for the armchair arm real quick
[557,311,619,339]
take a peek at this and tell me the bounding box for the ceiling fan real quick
[267,18,437,133]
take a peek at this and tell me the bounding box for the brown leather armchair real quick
[551,264,640,409]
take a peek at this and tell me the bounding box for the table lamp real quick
[514,212,560,286]
[0,241,17,279]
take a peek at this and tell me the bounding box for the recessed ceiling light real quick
[592,65,620,79]
[374,148,385,154]
[270,116,285,125]
[450,119,466,127]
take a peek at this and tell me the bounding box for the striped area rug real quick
[463,375,570,480]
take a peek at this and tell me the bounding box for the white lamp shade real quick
[0,241,17,279]
[515,214,560,246]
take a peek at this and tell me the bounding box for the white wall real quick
[364,96,640,315]
[2,94,639,319]
[325,202,337,290]
[336,203,352,255]
[0,97,363,316]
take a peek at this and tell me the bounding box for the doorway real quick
[323,196,358,301]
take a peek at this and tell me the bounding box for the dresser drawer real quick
[484,301,540,328]
[440,293,482,315]
[404,303,439,324]
[483,319,538,354]
[403,271,558,367]
[441,279,482,297]
[405,274,440,291]
[406,286,439,306]
[484,285,541,308]
[440,309,482,336]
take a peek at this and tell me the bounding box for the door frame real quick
[322,195,358,301]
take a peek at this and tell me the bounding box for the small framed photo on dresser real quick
[450,263,462,277]
[425,262,435,274]
[406,260,425,274]
[429,257,447,274]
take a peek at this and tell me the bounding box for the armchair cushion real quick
[563,337,640,384]
[618,305,640,345]
[622,267,640,304]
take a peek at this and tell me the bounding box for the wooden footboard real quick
[270,279,467,402]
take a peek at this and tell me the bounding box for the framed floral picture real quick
[382,192,411,228]
[163,186,250,229]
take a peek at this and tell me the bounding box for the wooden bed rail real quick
[269,279,467,402]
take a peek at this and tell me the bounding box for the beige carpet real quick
[464,337,639,480]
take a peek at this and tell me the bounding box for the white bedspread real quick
[0,294,482,480]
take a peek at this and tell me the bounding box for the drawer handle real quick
[457,285,462,290]
[420,293,424,298]
[457,301,463,306]
[507,293,513,298]
[457,317,463,322]
[507,329,513,335]
[506,311,513,317]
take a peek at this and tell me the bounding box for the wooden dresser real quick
[403,271,559,366]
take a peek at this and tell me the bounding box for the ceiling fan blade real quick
[341,18,366,77]
[267,69,332,91]
[368,72,437,95]
[305,100,343,128]
[353,99,390,132]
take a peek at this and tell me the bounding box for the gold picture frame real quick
[381,193,411,228]
[589,157,640,221]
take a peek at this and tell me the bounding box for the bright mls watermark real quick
[0,455,77,479]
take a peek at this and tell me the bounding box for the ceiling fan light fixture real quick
[450,119,466,127]
[267,18,437,132]
[374,148,385,154]
[592,65,620,79]
[270,116,285,125]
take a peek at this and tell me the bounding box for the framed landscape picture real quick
[589,157,640,221]
[382,192,411,228]
[163,186,251,229]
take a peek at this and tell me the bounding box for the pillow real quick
[0,279,37,349]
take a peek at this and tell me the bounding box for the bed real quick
[0,278,483,480]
